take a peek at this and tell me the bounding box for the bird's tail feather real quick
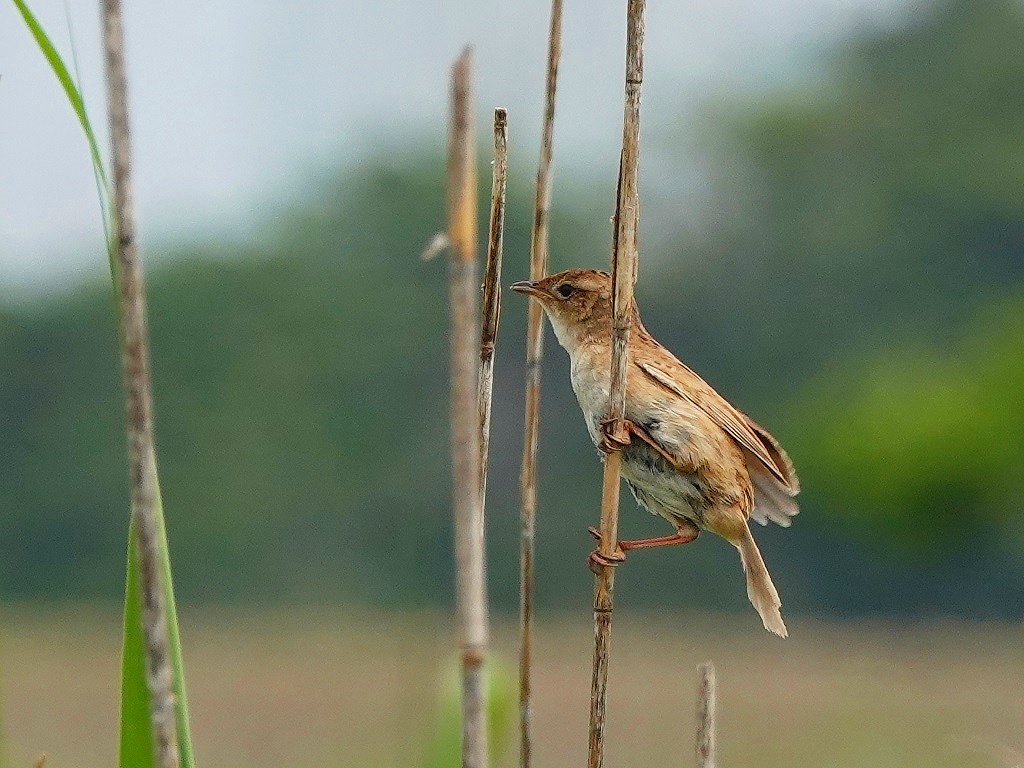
[735,524,787,638]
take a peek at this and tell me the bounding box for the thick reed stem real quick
[519,3,563,767]
[101,1,179,767]
[587,1,645,767]
[447,47,488,768]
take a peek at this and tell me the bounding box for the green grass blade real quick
[120,482,195,768]
[12,3,194,766]
[60,0,115,262]
[10,0,115,270]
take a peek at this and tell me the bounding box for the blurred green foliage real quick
[2,0,1023,617]
[791,293,1024,553]
[419,661,515,768]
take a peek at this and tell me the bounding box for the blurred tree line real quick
[2,0,1022,618]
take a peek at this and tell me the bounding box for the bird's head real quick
[511,268,614,348]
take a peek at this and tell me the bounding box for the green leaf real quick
[119,482,195,768]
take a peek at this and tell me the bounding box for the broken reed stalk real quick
[101,1,180,767]
[446,47,488,768]
[479,108,509,505]
[519,2,563,766]
[587,1,645,767]
[695,662,717,768]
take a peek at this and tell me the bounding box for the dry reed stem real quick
[479,108,509,505]
[696,662,717,768]
[101,2,180,767]
[587,1,645,767]
[446,47,488,768]
[472,112,506,764]
[519,3,563,767]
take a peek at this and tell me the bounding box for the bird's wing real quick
[635,358,798,493]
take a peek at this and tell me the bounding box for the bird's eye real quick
[556,282,574,298]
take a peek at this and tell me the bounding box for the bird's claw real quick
[586,527,626,573]
[588,548,626,573]
[598,418,630,454]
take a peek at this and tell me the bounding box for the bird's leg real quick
[587,519,699,558]
[620,519,700,550]
[591,419,694,573]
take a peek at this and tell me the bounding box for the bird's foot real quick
[598,417,631,454]
[586,526,626,574]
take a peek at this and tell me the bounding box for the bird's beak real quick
[511,280,545,298]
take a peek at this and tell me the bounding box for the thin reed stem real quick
[696,662,717,768]
[446,47,488,768]
[101,1,179,767]
[519,3,563,766]
[472,112,506,766]
[479,108,509,504]
[587,2,645,767]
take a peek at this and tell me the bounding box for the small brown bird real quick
[512,269,800,636]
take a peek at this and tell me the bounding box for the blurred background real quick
[2,0,1023,766]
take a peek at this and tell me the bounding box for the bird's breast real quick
[568,352,610,444]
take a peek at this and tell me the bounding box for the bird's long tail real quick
[735,523,787,638]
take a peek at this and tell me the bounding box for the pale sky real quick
[1,0,911,295]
